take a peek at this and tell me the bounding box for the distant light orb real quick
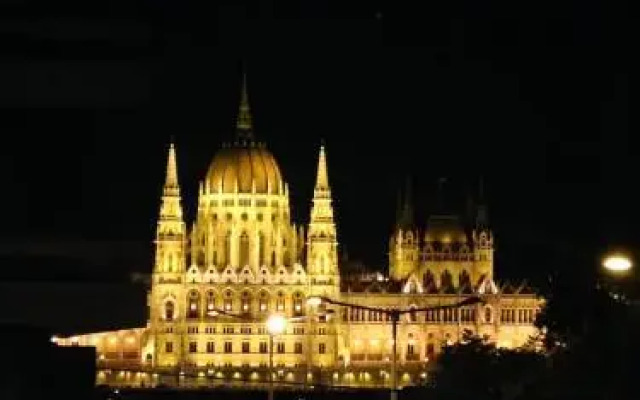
[266,314,287,335]
[603,254,633,273]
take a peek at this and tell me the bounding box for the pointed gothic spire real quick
[397,176,414,229]
[307,143,338,282]
[236,72,254,141]
[164,141,179,195]
[314,144,330,192]
[158,140,184,231]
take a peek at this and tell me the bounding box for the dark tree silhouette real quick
[530,257,640,400]
[429,330,545,400]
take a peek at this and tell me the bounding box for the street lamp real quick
[266,314,287,400]
[307,295,484,400]
[603,253,633,274]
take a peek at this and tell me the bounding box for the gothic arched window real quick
[459,270,471,288]
[441,270,453,289]
[423,270,435,290]
[224,290,233,312]
[187,291,200,319]
[484,307,493,323]
[197,251,205,266]
[167,253,174,273]
[164,301,175,321]
[239,231,250,267]
[276,291,285,312]
[225,231,232,265]
[259,291,269,313]
[259,232,266,266]
[293,292,304,316]
[283,250,291,267]
[241,290,251,314]
[206,291,216,317]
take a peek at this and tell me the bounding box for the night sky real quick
[0,0,631,331]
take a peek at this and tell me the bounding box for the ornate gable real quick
[477,275,498,295]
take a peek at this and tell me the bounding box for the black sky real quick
[0,0,631,286]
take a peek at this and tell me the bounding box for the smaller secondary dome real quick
[205,141,283,195]
[424,215,468,243]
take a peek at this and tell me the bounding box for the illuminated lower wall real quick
[95,365,427,389]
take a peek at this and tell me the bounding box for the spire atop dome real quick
[236,73,254,141]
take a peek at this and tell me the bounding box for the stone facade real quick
[56,77,542,389]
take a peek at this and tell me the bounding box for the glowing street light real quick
[266,314,287,400]
[603,254,633,273]
[266,314,287,336]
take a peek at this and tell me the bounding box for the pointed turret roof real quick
[163,141,180,196]
[397,176,414,229]
[236,73,254,141]
[157,140,184,235]
[314,144,330,192]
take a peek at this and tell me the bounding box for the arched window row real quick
[177,289,308,320]
[189,229,300,268]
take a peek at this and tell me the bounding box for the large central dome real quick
[205,141,283,195]
[204,74,284,195]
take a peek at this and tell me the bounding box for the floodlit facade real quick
[56,77,542,388]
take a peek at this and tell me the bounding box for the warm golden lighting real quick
[266,314,287,335]
[51,84,543,391]
[603,254,633,273]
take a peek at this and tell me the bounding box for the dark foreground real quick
[95,387,428,400]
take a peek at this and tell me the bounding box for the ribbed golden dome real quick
[205,142,283,195]
[424,215,468,243]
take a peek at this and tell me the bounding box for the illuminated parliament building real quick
[56,77,542,388]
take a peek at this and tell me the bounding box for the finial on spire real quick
[314,143,330,191]
[236,72,254,141]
